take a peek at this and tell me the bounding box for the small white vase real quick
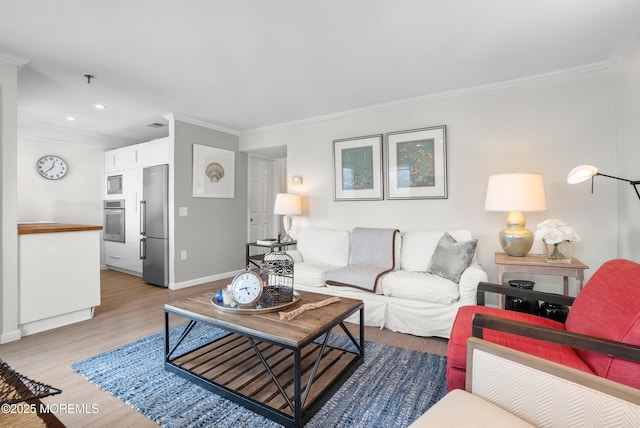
[544,241,572,263]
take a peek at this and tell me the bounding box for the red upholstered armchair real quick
[447,259,640,391]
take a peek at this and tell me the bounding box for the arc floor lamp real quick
[567,165,640,201]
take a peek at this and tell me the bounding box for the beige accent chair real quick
[410,337,640,427]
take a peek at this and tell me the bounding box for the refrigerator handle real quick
[140,237,146,260]
[140,200,146,235]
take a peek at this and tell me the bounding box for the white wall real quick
[17,137,105,265]
[614,34,640,260]
[241,70,619,294]
[0,59,20,343]
[17,137,104,224]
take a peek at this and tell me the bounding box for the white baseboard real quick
[0,329,22,344]
[104,266,142,277]
[19,308,94,336]
[170,269,243,290]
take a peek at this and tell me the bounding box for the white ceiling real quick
[1,0,640,149]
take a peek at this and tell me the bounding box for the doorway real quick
[248,154,287,246]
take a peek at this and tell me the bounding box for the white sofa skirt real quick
[294,283,464,338]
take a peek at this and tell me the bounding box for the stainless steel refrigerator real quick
[140,164,169,287]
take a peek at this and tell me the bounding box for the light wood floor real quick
[0,270,448,427]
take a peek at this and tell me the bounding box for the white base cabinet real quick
[19,229,101,336]
[104,240,142,275]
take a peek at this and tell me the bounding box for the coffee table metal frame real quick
[164,295,364,428]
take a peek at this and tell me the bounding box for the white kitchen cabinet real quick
[104,142,149,172]
[104,137,169,172]
[104,168,143,274]
[103,137,170,274]
[19,226,101,335]
[104,240,142,274]
[147,137,170,166]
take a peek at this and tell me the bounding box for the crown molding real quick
[241,60,614,136]
[18,118,138,150]
[0,52,30,67]
[165,113,240,136]
[609,22,640,63]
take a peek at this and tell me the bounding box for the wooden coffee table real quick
[164,289,364,428]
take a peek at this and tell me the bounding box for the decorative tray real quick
[211,291,301,314]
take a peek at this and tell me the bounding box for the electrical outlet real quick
[179,207,188,216]
[180,250,187,260]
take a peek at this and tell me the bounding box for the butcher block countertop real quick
[18,223,103,235]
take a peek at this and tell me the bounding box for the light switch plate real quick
[179,207,188,216]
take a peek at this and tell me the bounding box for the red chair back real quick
[565,259,640,387]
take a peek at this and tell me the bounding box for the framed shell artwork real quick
[192,144,235,198]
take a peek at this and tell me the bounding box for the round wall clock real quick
[36,155,67,180]
[230,271,264,306]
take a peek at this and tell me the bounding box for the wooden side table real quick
[494,252,589,309]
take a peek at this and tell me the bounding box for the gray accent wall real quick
[172,119,247,284]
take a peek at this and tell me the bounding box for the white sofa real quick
[288,227,487,338]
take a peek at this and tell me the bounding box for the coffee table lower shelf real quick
[164,322,363,427]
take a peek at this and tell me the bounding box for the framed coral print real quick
[333,134,383,201]
[385,126,447,199]
[192,144,235,198]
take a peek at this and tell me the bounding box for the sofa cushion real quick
[381,270,459,304]
[409,389,535,428]
[400,230,474,272]
[427,232,477,283]
[294,262,340,288]
[296,228,350,266]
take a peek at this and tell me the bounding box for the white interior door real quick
[248,156,276,246]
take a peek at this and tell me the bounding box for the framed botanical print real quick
[385,126,447,199]
[333,134,383,201]
[192,144,235,198]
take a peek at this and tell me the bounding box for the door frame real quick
[247,154,284,244]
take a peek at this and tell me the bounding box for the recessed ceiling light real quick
[66,116,77,121]
[94,104,105,109]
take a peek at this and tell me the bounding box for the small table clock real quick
[230,271,264,306]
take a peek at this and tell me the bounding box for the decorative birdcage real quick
[259,250,294,304]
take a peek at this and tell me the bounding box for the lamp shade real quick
[273,193,301,215]
[485,173,547,212]
[567,165,599,184]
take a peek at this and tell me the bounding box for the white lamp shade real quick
[567,164,599,184]
[485,173,547,212]
[273,193,301,215]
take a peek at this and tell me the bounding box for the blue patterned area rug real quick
[72,323,447,427]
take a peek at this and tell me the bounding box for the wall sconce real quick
[273,193,302,242]
[292,175,303,185]
[485,173,547,257]
[567,165,640,200]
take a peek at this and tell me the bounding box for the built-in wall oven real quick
[104,199,126,242]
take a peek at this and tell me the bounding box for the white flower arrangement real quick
[534,219,581,244]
